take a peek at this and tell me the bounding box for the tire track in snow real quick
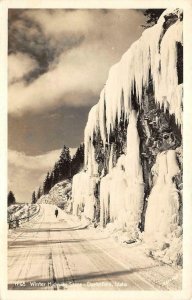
[66,229,146,290]
[8,205,181,290]
[8,206,45,288]
[55,219,143,290]
[8,208,43,271]
[48,251,57,290]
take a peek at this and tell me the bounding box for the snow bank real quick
[144,228,182,267]
[8,203,39,225]
[38,180,71,210]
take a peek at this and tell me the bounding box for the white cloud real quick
[8,42,112,115]
[8,52,38,84]
[8,9,145,116]
[8,148,61,171]
[24,10,94,37]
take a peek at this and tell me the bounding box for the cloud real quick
[8,9,145,116]
[8,52,38,84]
[8,147,76,202]
[8,42,112,115]
[8,148,62,171]
[24,10,95,37]
[8,147,77,171]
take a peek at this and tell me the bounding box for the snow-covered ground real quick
[38,180,72,210]
[8,203,40,227]
[8,204,181,290]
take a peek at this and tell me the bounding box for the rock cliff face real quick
[71,9,183,265]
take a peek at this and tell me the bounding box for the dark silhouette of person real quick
[55,209,58,218]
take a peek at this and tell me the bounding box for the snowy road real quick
[8,204,182,290]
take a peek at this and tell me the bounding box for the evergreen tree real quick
[37,145,75,197]
[142,9,165,28]
[71,144,84,177]
[52,163,60,185]
[49,172,54,189]
[43,172,51,194]
[32,191,36,204]
[37,187,42,199]
[57,145,71,181]
[8,191,16,206]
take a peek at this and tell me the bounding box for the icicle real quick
[84,104,99,169]
[108,144,114,172]
[99,111,144,237]
[158,21,183,124]
[124,110,144,229]
[72,171,98,220]
[98,89,107,146]
[144,150,180,241]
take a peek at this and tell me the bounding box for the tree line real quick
[31,143,84,204]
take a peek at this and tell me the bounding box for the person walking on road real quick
[55,208,58,218]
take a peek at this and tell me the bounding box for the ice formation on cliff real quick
[72,9,183,244]
[84,9,183,154]
[72,171,98,220]
[99,111,144,238]
[144,150,180,240]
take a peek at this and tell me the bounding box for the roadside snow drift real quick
[38,180,72,210]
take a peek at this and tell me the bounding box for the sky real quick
[8,9,146,203]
